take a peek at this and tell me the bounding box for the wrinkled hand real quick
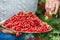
[0,20,16,34]
[1,28,16,34]
[45,0,59,14]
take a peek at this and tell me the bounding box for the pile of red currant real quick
[4,11,52,36]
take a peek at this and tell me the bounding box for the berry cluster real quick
[4,11,52,36]
[45,11,52,20]
[45,12,51,18]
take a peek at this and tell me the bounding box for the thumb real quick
[0,22,3,25]
[0,20,6,25]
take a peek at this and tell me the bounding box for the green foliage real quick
[35,3,60,40]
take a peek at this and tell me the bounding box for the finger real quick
[1,20,5,23]
[0,22,3,25]
[45,0,49,10]
[48,0,54,10]
[50,2,55,11]
[2,29,16,34]
[2,29,10,33]
[0,20,6,25]
[54,1,59,14]
[2,25,16,34]
[45,0,52,12]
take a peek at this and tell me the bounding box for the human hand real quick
[45,0,59,14]
[1,28,16,34]
[0,20,5,25]
[0,20,16,34]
